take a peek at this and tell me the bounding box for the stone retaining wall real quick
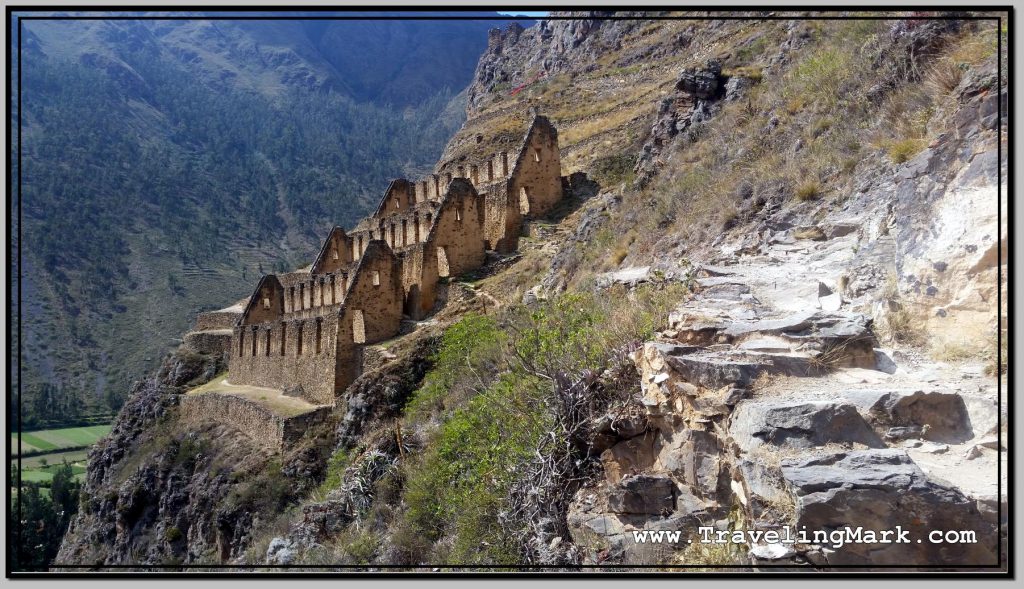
[183,330,233,356]
[181,393,330,451]
[194,310,242,331]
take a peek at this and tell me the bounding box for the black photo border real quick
[4,4,1014,578]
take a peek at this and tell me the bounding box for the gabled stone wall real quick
[509,115,562,218]
[222,115,564,408]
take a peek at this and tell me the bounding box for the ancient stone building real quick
[219,115,563,405]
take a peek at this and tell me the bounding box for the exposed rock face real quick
[469,13,647,109]
[606,474,676,515]
[843,389,973,444]
[891,69,1006,352]
[570,94,1006,565]
[335,333,438,449]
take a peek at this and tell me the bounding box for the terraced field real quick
[12,425,111,456]
[11,427,107,487]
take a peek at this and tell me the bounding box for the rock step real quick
[728,390,976,453]
[779,449,998,567]
[730,400,884,452]
[667,310,881,371]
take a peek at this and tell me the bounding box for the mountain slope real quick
[49,11,1007,572]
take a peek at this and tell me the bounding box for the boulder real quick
[843,389,972,443]
[606,474,676,515]
[961,395,1000,438]
[723,312,878,369]
[825,222,860,239]
[874,348,898,374]
[597,266,652,288]
[734,457,796,523]
[664,352,767,390]
[976,435,1004,450]
[730,400,883,452]
[676,59,722,99]
[780,449,998,566]
[818,292,843,312]
[724,75,755,101]
[738,336,794,353]
[265,537,298,565]
[721,311,817,338]
[592,410,649,451]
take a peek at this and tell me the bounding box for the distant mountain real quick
[14,13,525,427]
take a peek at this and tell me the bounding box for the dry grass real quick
[724,65,764,82]
[743,447,799,525]
[947,26,1000,67]
[792,226,825,240]
[186,373,319,418]
[924,58,966,96]
[984,325,1008,377]
[887,138,928,164]
[674,540,743,569]
[561,105,653,147]
[874,276,926,347]
[185,371,230,395]
[879,306,924,346]
[794,180,821,201]
[929,339,977,363]
[609,245,628,266]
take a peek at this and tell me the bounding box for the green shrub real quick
[404,313,504,421]
[403,372,550,564]
[227,459,289,512]
[164,526,183,542]
[787,48,853,108]
[342,528,380,565]
[316,447,354,497]
[399,289,683,564]
[734,35,769,64]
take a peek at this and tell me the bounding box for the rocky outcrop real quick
[335,333,438,449]
[56,347,334,567]
[469,14,648,109]
[843,389,973,444]
[634,59,732,188]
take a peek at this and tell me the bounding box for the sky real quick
[497,11,549,17]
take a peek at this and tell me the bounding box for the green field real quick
[12,451,91,486]
[18,470,55,483]
[12,425,111,456]
[11,426,108,487]
[18,450,89,469]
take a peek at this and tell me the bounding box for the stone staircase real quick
[568,227,1006,569]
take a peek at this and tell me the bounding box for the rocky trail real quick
[575,215,1007,568]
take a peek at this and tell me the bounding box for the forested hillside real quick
[14,14,518,427]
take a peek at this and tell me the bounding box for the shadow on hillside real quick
[543,171,602,225]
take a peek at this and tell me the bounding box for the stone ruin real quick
[189,115,563,407]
